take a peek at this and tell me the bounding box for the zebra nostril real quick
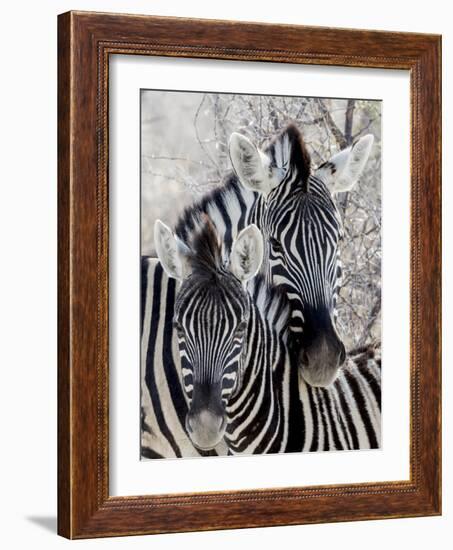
[301,350,309,366]
[339,343,346,365]
[185,416,194,433]
[218,415,226,432]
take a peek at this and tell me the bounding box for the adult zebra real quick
[142,124,377,457]
[153,221,380,454]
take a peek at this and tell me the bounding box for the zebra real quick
[153,220,381,453]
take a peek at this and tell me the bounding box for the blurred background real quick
[141,90,381,351]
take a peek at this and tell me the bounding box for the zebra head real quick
[229,124,374,388]
[154,219,264,450]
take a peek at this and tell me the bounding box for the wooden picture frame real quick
[58,10,441,539]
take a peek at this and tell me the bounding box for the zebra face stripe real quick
[259,172,345,387]
[174,271,249,450]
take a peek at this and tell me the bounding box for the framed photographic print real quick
[58,11,441,538]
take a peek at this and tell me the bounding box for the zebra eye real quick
[173,320,185,336]
[269,237,283,251]
[235,321,247,336]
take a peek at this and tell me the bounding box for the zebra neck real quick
[175,173,260,256]
[247,275,290,342]
[224,303,290,454]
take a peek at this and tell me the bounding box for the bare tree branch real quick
[316,98,348,149]
[344,99,355,145]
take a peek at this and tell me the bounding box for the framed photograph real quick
[58,11,441,538]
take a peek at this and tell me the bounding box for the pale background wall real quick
[0,0,449,548]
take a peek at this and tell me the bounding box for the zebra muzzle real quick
[185,409,227,450]
[298,337,346,388]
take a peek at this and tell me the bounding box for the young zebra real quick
[153,221,381,454]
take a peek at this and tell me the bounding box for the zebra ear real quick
[230,224,264,283]
[316,134,374,194]
[154,220,191,280]
[229,133,272,196]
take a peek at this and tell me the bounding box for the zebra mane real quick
[187,219,223,278]
[248,275,291,338]
[264,123,311,190]
[175,172,246,251]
